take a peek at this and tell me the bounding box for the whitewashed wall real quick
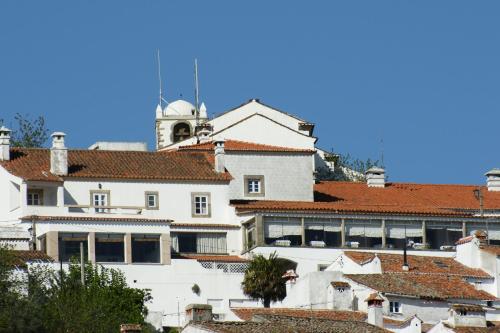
[225,152,314,202]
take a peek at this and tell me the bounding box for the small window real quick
[91,191,110,213]
[244,175,265,197]
[389,301,401,314]
[145,192,159,210]
[191,193,211,217]
[27,189,43,206]
[337,287,345,293]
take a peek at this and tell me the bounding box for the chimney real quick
[0,126,11,161]
[214,140,225,173]
[365,167,385,188]
[365,293,384,328]
[485,169,500,192]
[185,304,213,322]
[50,132,68,176]
[120,324,142,333]
[195,124,212,143]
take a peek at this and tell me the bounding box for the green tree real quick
[241,252,293,308]
[0,113,50,147]
[0,246,153,333]
[319,152,381,182]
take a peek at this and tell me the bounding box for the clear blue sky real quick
[0,1,498,184]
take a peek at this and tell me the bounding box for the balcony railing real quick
[66,205,148,215]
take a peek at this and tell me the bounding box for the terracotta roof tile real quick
[0,148,231,182]
[343,251,491,278]
[345,273,496,301]
[231,308,366,322]
[480,246,500,256]
[232,181,500,216]
[20,215,170,223]
[9,250,53,266]
[178,139,315,154]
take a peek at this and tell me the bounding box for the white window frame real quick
[90,190,110,213]
[145,191,159,210]
[191,193,211,217]
[389,301,401,314]
[244,175,265,197]
[27,189,43,206]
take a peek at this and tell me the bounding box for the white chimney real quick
[485,169,500,192]
[365,293,384,328]
[50,132,68,176]
[214,140,225,173]
[0,126,11,161]
[366,167,386,188]
[185,304,213,323]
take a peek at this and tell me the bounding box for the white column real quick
[57,185,65,209]
[20,182,28,211]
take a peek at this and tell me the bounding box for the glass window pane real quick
[132,234,160,263]
[95,233,124,262]
[58,233,88,262]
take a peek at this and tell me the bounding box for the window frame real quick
[27,189,44,206]
[90,190,110,213]
[244,175,265,197]
[145,191,159,210]
[389,301,402,314]
[191,192,211,218]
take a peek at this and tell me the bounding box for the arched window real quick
[173,123,191,143]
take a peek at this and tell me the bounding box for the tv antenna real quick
[194,58,200,126]
[156,49,168,109]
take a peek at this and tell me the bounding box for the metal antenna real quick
[380,136,385,168]
[194,58,200,126]
[157,49,163,108]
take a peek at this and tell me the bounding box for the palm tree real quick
[241,252,294,308]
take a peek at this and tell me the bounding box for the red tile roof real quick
[21,215,171,223]
[345,273,496,301]
[9,250,53,266]
[232,181,500,216]
[480,246,500,256]
[231,308,403,327]
[1,148,231,182]
[177,139,315,154]
[343,251,490,278]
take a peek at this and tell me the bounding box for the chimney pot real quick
[365,167,385,188]
[185,304,213,323]
[0,126,11,161]
[214,140,225,173]
[485,169,500,192]
[50,132,68,176]
[365,293,384,328]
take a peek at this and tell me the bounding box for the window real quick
[244,175,265,197]
[131,234,160,263]
[27,189,43,206]
[191,193,211,217]
[305,218,342,248]
[389,301,401,314]
[95,233,124,262]
[171,232,227,254]
[264,217,302,246]
[58,233,88,262]
[145,192,159,210]
[91,190,110,213]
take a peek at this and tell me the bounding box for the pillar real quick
[422,220,427,247]
[88,232,96,263]
[20,182,27,210]
[160,233,171,265]
[124,233,132,264]
[255,214,264,246]
[462,221,467,238]
[381,219,386,248]
[45,231,59,262]
[56,185,64,208]
[301,217,306,246]
[341,218,346,247]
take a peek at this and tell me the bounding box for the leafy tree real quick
[318,152,381,182]
[0,113,50,147]
[0,246,153,333]
[242,252,293,308]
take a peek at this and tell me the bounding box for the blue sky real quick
[0,1,498,184]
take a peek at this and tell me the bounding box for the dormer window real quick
[244,175,265,197]
[27,189,43,206]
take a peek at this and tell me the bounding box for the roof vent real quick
[485,169,500,192]
[365,167,385,188]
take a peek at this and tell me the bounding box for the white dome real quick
[164,100,196,116]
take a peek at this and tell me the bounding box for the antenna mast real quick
[194,58,200,126]
[157,49,163,108]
